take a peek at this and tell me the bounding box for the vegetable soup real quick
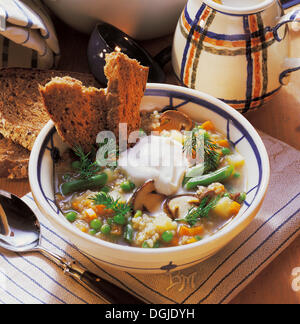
[55,110,247,249]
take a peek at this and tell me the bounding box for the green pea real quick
[162,231,174,243]
[223,192,231,198]
[120,181,136,192]
[90,219,102,231]
[89,229,97,236]
[65,211,78,223]
[101,224,111,235]
[134,210,142,218]
[142,241,150,248]
[153,241,160,248]
[233,172,241,179]
[107,218,114,225]
[113,214,126,225]
[195,235,202,241]
[238,192,247,203]
[222,147,232,156]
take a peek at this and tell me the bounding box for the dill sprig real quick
[96,138,119,169]
[184,128,221,174]
[73,146,101,179]
[90,192,132,218]
[203,134,221,173]
[181,196,220,226]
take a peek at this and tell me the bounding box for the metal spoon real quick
[0,190,144,304]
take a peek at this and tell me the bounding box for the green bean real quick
[185,164,234,190]
[186,163,205,178]
[61,173,108,195]
[124,224,134,242]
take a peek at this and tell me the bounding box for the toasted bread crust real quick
[40,53,149,151]
[105,52,149,140]
[39,77,107,152]
[0,68,98,151]
[0,135,30,179]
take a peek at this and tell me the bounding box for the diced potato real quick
[213,197,241,220]
[83,208,97,220]
[226,153,245,169]
[74,220,89,233]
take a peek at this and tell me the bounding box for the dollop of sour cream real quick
[118,135,189,196]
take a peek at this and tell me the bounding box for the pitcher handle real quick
[273,9,300,85]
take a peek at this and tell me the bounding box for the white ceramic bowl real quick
[44,0,187,40]
[29,83,270,274]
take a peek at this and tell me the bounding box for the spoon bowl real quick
[0,190,40,252]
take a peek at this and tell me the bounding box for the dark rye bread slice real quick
[105,52,149,141]
[40,52,149,152]
[0,68,98,151]
[0,134,30,179]
[39,77,107,152]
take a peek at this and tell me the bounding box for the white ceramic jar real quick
[172,0,300,112]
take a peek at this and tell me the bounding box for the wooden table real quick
[1,8,300,304]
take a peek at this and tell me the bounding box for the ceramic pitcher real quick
[172,0,300,112]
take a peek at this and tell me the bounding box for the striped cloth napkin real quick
[0,132,299,304]
[0,0,60,69]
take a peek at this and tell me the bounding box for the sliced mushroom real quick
[130,180,166,213]
[159,110,194,132]
[143,193,166,213]
[164,194,200,220]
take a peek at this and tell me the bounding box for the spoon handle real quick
[81,270,145,304]
[65,261,145,304]
[39,247,144,304]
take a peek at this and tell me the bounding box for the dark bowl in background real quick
[87,23,170,86]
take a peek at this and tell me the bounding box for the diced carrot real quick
[217,139,230,148]
[94,204,106,215]
[83,200,93,208]
[169,235,179,247]
[229,201,241,216]
[83,208,97,221]
[179,225,204,237]
[202,121,216,132]
[72,201,80,211]
[110,224,123,236]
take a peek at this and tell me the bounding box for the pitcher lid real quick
[203,0,275,15]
